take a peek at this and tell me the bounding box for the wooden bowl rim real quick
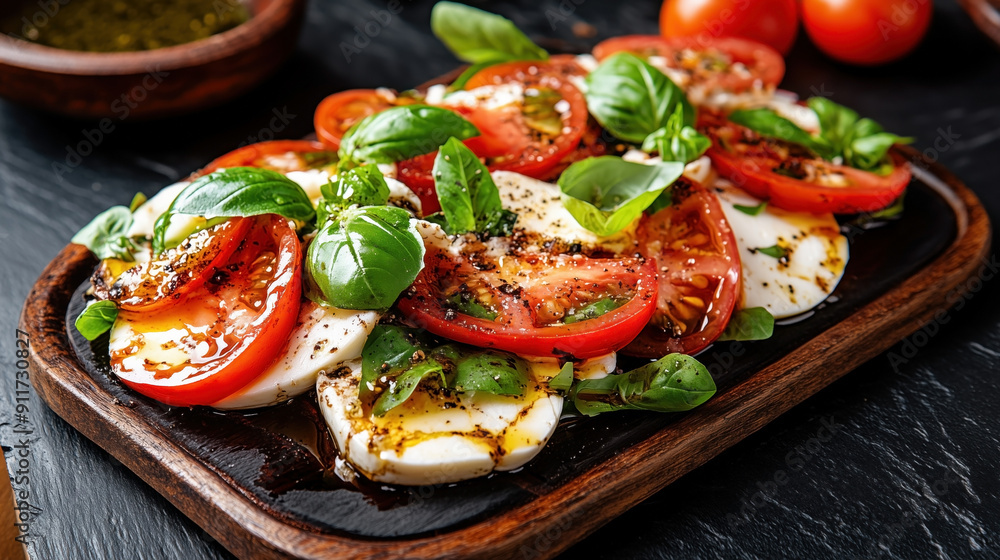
[0,0,303,75]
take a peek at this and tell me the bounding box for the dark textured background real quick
[2,0,998,558]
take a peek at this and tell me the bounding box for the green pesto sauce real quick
[1,0,250,53]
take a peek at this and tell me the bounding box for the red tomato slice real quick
[700,112,912,213]
[462,60,588,177]
[398,248,658,359]
[197,140,335,177]
[624,178,741,358]
[397,61,589,215]
[92,218,252,313]
[109,215,302,406]
[592,35,784,95]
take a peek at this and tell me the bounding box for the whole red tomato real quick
[659,0,799,55]
[801,0,932,65]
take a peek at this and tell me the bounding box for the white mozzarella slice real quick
[443,83,524,110]
[317,358,567,485]
[285,169,418,215]
[212,302,379,410]
[766,90,821,133]
[491,171,637,253]
[714,181,849,318]
[128,181,207,247]
[524,352,617,381]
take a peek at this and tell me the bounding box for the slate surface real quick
[1,0,998,559]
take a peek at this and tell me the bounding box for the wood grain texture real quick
[0,0,305,119]
[17,144,991,559]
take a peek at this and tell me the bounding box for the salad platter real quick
[19,3,992,559]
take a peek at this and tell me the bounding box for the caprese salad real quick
[70,2,911,486]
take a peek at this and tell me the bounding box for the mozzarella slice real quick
[714,180,848,318]
[317,357,592,485]
[128,181,207,247]
[491,170,637,253]
[212,302,379,410]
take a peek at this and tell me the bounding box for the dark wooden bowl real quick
[0,0,305,120]
[958,0,1000,48]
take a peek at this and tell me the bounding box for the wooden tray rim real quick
[20,146,992,560]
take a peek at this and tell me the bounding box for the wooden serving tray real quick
[20,146,991,559]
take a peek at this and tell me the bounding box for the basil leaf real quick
[338,105,480,166]
[431,1,548,64]
[718,307,775,342]
[572,353,716,416]
[307,206,425,310]
[152,167,314,254]
[641,106,711,164]
[72,206,135,261]
[128,192,147,213]
[75,300,118,341]
[549,362,574,392]
[432,137,517,236]
[361,325,427,399]
[807,97,858,154]
[360,326,530,415]
[559,157,684,236]
[373,360,446,417]
[733,201,767,216]
[321,165,390,209]
[848,132,911,173]
[447,346,529,396]
[563,298,622,324]
[585,53,694,144]
[755,245,788,259]
[729,108,835,160]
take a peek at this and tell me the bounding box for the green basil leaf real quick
[549,362,574,392]
[72,206,135,261]
[432,137,517,236]
[338,105,480,166]
[718,307,775,342]
[75,300,118,341]
[733,201,768,216]
[152,167,314,254]
[848,132,912,172]
[447,347,529,396]
[572,353,716,416]
[585,52,694,144]
[563,297,622,324]
[321,165,390,210]
[361,325,427,399]
[728,108,836,160]
[307,206,425,310]
[128,192,147,213]
[431,1,548,64]
[559,157,684,236]
[807,97,859,153]
[755,245,788,259]
[373,360,446,417]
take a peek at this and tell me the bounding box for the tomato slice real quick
[92,218,252,313]
[623,178,741,358]
[197,140,335,177]
[700,112,912,213]
[592,35,784,96]
[462,60,588,177]
[397,247,658,359]
[108,215,302,406]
